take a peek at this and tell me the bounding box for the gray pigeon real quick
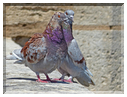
[55,10,95,86]
[6,12,69,83]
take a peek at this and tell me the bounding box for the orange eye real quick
[58,15,60,18]
[66,12,68,15]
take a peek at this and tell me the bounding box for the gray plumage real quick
[57,10,95,86]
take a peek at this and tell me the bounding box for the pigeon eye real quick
[66,12,68,15]
[58,15,61,18]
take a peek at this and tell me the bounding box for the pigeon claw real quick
[36,79,50,83]
[62,79,73,83]
[53,78,73,83]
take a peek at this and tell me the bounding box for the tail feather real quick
[14,60,24,64]
[12,49,23,60]
[85,67,93,77]
[6,55,18,60]
[64,55,95,87]
[91,79,95,85]
[76,71,95,87]
[6,49,23,61]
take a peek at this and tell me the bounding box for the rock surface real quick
[3,4,124,93]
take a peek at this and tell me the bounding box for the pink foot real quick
[36,74,51,83]
[36,79,49,83]
[62,79,73,83]
[36,74,58,83]
[53,78,73,83]
[53,78,61,81]
[45,74,57,83]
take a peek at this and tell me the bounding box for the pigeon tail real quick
[85,67,93,77]
[76,71,95,87]
[12,49,23,60]
[6,49,24,64]
[91,79,95,86]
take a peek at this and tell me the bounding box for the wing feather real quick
[21,33,47,64]
[68,39,93,76]
[68,39,86,66]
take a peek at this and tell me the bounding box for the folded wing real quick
[68,39,93,76]
[20,33,47,64]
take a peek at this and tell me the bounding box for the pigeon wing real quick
[68,39,93,76]
[21,33,47,64]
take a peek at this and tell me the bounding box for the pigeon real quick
[54,10,95,86]
[6,12,69,83]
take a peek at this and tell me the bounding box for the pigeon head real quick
[60,10,75,44]
[64,10,74,24]
[43,12,68,43]
[53,12,67,25]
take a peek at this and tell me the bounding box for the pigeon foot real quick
[36,79,49,83]
[62,79,73,83]
[53,78,73,83]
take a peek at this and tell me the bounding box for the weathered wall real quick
[4,5,123,37]
[4,4,124,93]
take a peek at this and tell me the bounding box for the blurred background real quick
[3,3,124,93]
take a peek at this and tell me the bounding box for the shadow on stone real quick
[7,77,36,81]
[11,36,31,47]
[7,77,70,84]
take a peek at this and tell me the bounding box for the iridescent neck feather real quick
[62,22,74,45]
[43,13,64,44]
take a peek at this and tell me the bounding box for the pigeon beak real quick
[85,69,93,77]
[69,15,74,22]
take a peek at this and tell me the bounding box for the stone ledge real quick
[4,23,123,37]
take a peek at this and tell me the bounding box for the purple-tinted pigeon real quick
[6,12,69,83]
[55,10,95,86]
